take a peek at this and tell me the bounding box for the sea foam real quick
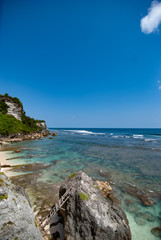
[63,130,105,136]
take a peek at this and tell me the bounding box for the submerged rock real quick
[52,132,57,136]
[151,226,161,238]
[135,211,156,222]
[11,162,52,173]
[59,171,131,240]
[0,172,42,240]
[14,149,21,153]
[122,184,155,206]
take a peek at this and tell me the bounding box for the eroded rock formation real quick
[59,171,131,240]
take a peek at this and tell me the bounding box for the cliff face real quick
[36,121,47,130]
[0,172,42,240]
[59,171,131,240]
[5,99,24,120]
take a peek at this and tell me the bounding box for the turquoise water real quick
[4,128,161,239]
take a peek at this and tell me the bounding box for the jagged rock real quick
[59,171,131,240]
[96,180,112,198]
[0,172,42,240]
[42,130,50,137]
[52,132,57,136]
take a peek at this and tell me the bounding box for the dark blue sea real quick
[5,128,161,239]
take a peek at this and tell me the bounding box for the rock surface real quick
[0,130,51,144]
[5,100,23,120]
[59,171,131,240]
[96,180,112,198]
[0,172,42,240]
[36,122,47,130]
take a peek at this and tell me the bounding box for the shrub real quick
[0,114,41,136]
[0,93,43,136]
[0,100,8,114]
[69,172,76,178]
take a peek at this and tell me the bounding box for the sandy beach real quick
[0,149,13,177]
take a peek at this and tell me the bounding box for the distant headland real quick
[0,93,51,142]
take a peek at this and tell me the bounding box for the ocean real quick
[4,128,161,239]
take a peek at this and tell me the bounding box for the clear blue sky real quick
[0,0,161,128]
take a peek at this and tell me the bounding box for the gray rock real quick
[59,171,131,240]
[0,173,42,240]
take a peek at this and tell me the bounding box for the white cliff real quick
[5,100,23,120]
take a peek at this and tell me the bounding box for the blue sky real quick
[1,0,161,128]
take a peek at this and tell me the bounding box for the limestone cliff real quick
[5,99,24,120]
[0,93,47,137]
[0,94,24,120]
[0,172,42,240]
[59,171,131,240]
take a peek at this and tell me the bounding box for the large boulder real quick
[59,171,131,240]
[0,172,42,240]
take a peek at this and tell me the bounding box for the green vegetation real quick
[0,194,8,200]
[0,93,23,108]
[0,114,41,136]
[35,119,45,123]
[34,219,37,227]
[79,192,90,201]
[0,172,4,175]
[0,100,8,114]
[93,183,98,189]
[69,172,76,178]
[0,93,44,136]
[0,178,4,186]
[12,198,17,205]
[7,220,13,225]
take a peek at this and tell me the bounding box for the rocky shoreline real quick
[0,130,51,145]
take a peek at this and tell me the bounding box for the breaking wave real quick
[63,130,105,136]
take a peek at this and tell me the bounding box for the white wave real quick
[125,136,130,138]
[112,135,120,138]
[63,130,105,135]
[144,138,155,142]
[133,134,144,139]
[110,133,113,136]
[112,135,127,138]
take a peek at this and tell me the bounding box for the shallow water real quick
[3,128,161,239]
